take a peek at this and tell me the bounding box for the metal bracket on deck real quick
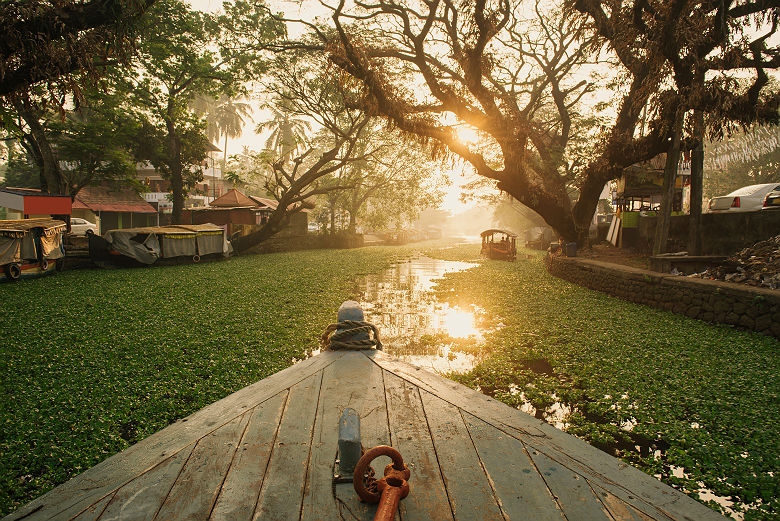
[334,408,361,483]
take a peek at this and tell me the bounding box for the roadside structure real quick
[184,188,308,238]
[72,185,157,234]
[0,188,72,219]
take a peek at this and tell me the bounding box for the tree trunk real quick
[329,204,337,235]
[223,133,228,170]
[232,204,293,253]
[347,211,357,234]
[653,112,684,255]
[11,94,68,195]
[497,171,578,244]
[347,191,359,234]
[166,117,185,225]
[687,109,704,256]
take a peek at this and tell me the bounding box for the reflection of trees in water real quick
[357,258,481,364]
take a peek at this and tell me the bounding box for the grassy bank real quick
[428,245,779,521]
[0,243,431,516]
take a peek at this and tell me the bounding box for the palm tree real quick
[190,95,253,166]
[255,99,311,163]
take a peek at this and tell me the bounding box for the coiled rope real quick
[321,320,382,351]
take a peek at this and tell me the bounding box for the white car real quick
[708,183,780,213]
[69,217,97,236]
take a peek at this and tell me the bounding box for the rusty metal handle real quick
[374,478,410,521]
[353,445,410,503]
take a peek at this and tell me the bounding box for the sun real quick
[454,125,480,145]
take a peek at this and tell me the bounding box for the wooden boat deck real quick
[5,350,725,521]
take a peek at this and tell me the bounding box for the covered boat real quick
[0,219,66,281]
[4,302,727,521]
[88,224,232,267]
[480,229,517,261]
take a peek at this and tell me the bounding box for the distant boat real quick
[480,228,517,261]
[88,224,232,268]
[0,219,66,281]
[5,302,727,521]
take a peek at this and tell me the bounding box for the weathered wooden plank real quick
[419,391,505,520]
[209,391,288,521]
[463,413,566,521]
[252,371,323,521]
[383,370,454,521]
[528,449,614,520]
[301,351,390,521]
[69,494,113,521]
[5,351,344,521]
[591,486,656,521]
[366,352,724,521]
[96,447,193,521]
[155,413,250,521]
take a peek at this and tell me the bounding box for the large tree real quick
[335,127,446,234]
[315,0,779,245]
[310,0,604,243]
[0,0,155,97]
[568,0,779,251]
[190,95,254,166]
[1,86,139,198]
[126,0,282,224]
[231,55,387,251]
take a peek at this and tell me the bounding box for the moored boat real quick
[0,219,66,282]
[4,302,727,521]
[480,229,517,261]
[88,224,232,268]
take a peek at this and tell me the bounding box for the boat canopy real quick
[102,224,232,264]
[0,218,67,238]
[0,219,66,266]
[480,228,517,238]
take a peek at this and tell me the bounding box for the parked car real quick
[763,190,780,210]
[708,183,780,212]
[69,217,97,236]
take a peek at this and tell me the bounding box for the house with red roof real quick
[183,188,308,238]
[72,185,157,234]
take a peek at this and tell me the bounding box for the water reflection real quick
[357,256,484,373]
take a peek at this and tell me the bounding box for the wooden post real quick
[653,111,684,256]
[688,109,704,255]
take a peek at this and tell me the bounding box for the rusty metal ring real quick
[353,445,408,503]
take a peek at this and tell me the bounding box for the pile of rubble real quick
[692,235,780,289]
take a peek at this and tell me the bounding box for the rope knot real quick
[321,320,382,351]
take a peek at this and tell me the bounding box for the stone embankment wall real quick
[634,210,780,255]
[547,256,780,339]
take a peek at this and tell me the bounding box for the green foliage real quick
[429,246,779,520]
[123,0,283,220]
[2,242,777,520]
[0,244,424,516]
[0,156,39,189]
[49,90,140,188]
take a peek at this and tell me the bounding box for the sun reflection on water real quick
[441,305,481,339]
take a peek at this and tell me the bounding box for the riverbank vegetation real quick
[429,245,779,521]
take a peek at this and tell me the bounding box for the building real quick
[0,188,72,219]
[137,143,227,220]
[183,188,308,238]
[72,185,157,234]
